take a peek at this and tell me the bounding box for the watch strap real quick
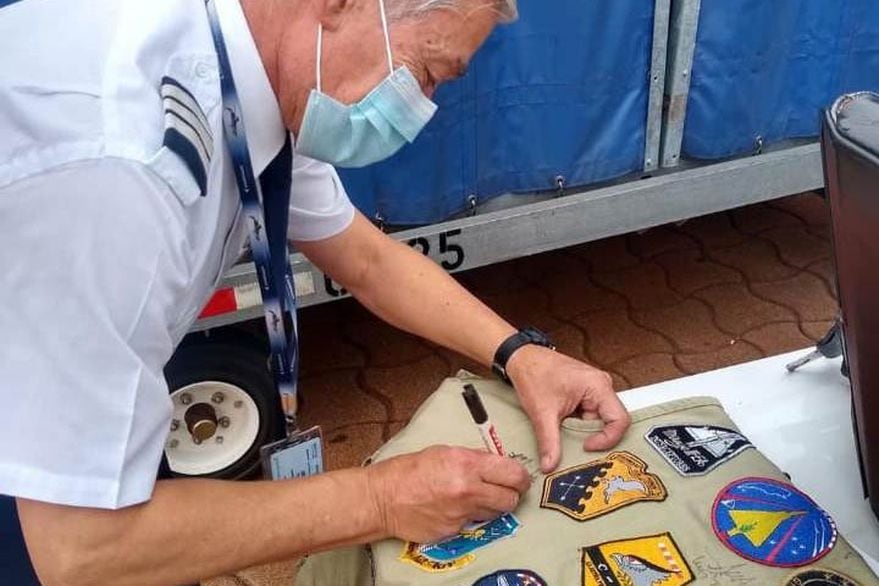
[491,327,554,385]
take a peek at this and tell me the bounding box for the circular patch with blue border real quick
[473,569,548,586]
[711,477,837,568]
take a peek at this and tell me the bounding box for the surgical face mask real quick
[295,0,438,168]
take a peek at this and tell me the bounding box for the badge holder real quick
[261,394,325,480]
[260,425,325,481]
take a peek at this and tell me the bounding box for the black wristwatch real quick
[491,326,555,385]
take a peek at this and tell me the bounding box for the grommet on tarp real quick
[466,194,478,217]
[554,175,566,197]
[753,136,764,155]
[373,211,387,233]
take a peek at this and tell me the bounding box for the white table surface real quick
[617,349,879,575]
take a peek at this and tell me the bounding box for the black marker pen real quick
[462,384,506,457]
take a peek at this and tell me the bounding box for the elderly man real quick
[0,0,630,583]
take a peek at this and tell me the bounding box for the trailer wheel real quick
[163,340,283,480]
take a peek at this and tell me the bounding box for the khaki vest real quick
[297,374,878,586]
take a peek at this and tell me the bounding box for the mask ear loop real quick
[377,0,394,74]
[315,25,324,92]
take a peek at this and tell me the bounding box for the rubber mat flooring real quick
[206,191,838,585]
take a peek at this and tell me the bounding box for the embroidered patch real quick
[473,569,547,586]
[541,451,667,521]
[400,513,520,573]
[582,532,695,586]
[161,77,213,195]
[785,569,861,586]
[646,424,754,476]
[712,477,837,567]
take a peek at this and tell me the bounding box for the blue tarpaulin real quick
[337,1,655,226]
[683,0,879,160]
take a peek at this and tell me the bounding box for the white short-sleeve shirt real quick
[0,0,354,509]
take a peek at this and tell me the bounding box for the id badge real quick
[260,426,324,480]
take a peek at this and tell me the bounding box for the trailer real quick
[163,0,879,479]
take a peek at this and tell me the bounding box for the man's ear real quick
[318,0,353,32]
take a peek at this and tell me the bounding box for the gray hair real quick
[386,0,518,23]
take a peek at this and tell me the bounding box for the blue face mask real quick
[295,1,438,168]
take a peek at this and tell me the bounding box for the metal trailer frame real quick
[195,143,823,330]
[660,0,701,168]
[192,0,823,332]
[645,0,672,173]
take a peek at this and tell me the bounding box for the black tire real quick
[163,339,284,480]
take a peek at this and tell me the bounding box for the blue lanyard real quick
[205,0,299,432]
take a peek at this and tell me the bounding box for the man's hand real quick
[366,446,531,544]
[298,214,629,473]
[507,345,631,473]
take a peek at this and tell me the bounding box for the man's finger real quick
[473,485,521,515]
[477,454,531,493]
[527,407,563,473]
[582,393,630,451]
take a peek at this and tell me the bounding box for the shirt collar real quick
[214,0,287,175]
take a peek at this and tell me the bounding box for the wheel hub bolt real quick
[215,436,224,444]
[170,419,180,432]
[211,392,225,404]
[168,439,179,449]
[185,402,218,443]
[219,416,231,428]
[180,393,193,405]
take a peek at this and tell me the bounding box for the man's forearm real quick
[19,469,386,586]
[347,238,516,367]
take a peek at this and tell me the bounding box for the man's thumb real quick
[532,410,562,473]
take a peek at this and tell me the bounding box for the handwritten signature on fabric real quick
[691,555,758,586]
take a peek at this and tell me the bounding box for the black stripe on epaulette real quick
[161,84,213,150]
[165,95,210,140]
[164,127,207,196]
[161,76,200,107]
[165,109,211,159]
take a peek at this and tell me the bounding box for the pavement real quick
[206,191,838,585]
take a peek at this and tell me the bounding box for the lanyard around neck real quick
[205,0,300,432]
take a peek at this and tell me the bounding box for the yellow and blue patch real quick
[712,477,837,568]
[541,451,667,521]
[400,513,521,573]
[581,532,694,586]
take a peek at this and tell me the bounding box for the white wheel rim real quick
[166,381,261,476]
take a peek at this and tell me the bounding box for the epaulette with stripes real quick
[160,76,213,196]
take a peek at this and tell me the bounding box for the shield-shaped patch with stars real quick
[540,451,667,521]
